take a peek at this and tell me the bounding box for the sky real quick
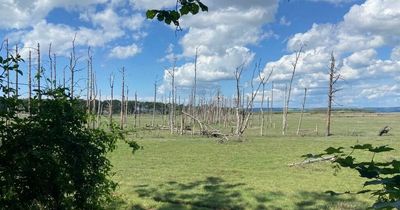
[0,0,399,108]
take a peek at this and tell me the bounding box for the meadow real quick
[108,112,399,209]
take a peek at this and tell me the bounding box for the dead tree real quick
[108,73,114,126]
[326,52,341,136]
[260,78,266,136]
[166,59,177,134]
[53,53,56,88]
[6,39,9,98]
[234,63,273,138]
[269,81,274,127]
[234,64,244,136]
[282,45,303,135]
[86,47,92,113]
[120,67,125,129]
[28,50,32,113]
[296,88,308,135]
[48,43,53,89]
[69,35,78,99]
[15,44,19,97]
[37,43,41,101]
[152,79,157,127]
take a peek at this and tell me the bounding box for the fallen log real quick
[288,155,336,167]
[182,111,229,142]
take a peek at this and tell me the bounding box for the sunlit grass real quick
[108,112,399,209]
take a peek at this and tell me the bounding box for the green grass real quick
[108,112,399,209]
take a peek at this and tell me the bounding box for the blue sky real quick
[1,0,399,107]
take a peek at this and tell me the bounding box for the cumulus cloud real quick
[263,0,400,107]
[159,0,279,93]
[4,1,145,58]
[109,43,141,59]
[0,0,106,29]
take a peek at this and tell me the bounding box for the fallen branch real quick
[182,111,229,142]
[288,155,336,167]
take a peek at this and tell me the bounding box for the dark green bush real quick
[0,53,129,209]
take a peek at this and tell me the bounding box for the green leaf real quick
[170,11,181,21]
[190,3,199,15]
[180,5,190,15]
[164,17,172,25]
[157,13,165,21]
[146,10,157,19]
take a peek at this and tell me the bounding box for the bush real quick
[0,54,128,209]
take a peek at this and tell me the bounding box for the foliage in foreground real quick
[0,54,133,209]
[308,144,399,209]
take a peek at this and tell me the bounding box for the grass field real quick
[108,112,399,209]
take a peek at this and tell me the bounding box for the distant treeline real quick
[14,99,183,115]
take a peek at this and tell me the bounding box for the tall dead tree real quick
[234,63,273,138]
[166,58,176,134]
[326,53,341,136]
[260,78,266,136]
[15,44,19,97]
[282,46,303,135]
[28,50,32,113]
[108,73,114,126]
[269,81,274,127]
[87,47,92,113]
[120,67,125,129]
[6,39,9,98]
[53,53,56,88]
[296,88,308,135]
[48,43,53,89]
[234,64,244,136]
[152,79,157,127]
[69,35,77,98]
[37,43,41,101]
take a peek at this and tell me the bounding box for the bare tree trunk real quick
[152,81,157,127]
[269,81,274,127]
[37,43,41,101]
[234,65,243,136]
[87,47,91,113]
[125,86,129,127]
[28,50,32,114]
[120,67,125,130]
[326,52,340,136]
[134,91,138,128]
[282,46,303,135]
[109,73,114,126]
[48,43,53,89]
[297,88,307,136]
[282,84,287,135]
[15,44,18,98]
[69,36,77,99]
[97,90,102,128]
[260,82,266,136]
[53,53,56,88]
[167,59,177,134]
[6,39,9,98]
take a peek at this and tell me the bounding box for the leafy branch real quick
[146,0,208,29]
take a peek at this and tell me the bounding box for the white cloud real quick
[158,0,279,93]
[129,0,176,10]
[0,0,106,29]
[279,16,291,26]
[264,0,400,107]
[109,43,141,59]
